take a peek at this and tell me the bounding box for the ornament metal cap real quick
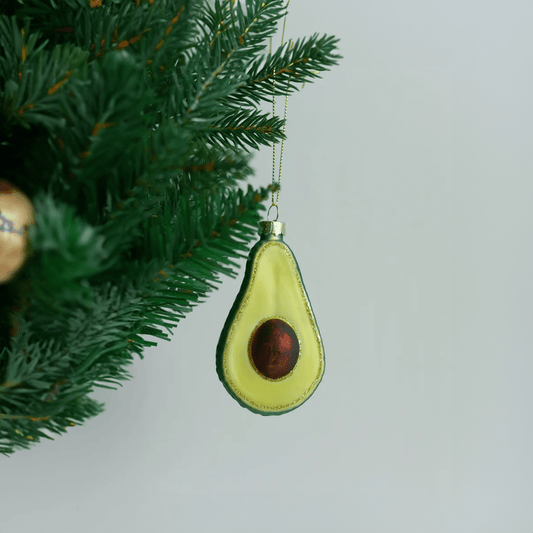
[259,220,285,237]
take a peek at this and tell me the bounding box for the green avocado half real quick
[216,222,325,415]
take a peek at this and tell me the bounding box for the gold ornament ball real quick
[0,179,35,284]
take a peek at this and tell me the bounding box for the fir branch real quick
[10,0,152,59]
[227,33,342,107]
[56,51,154,185]
[0,0,340,456]
[178,146,254,195]
[200,0,285,54]
[0,183,271,456]
[170,0,285,125]
[122,181,272,273]
[200,108,286,151]
[25,192,112,315]
[0,16,89,130]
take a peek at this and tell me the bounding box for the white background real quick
[2,1,533,531]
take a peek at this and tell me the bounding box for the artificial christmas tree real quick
[0,0,340,456]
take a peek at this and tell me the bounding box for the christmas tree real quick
[0,0,340,456]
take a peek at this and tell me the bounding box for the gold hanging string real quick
[269,0,292,222]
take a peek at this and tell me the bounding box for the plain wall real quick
[2,1,533,531]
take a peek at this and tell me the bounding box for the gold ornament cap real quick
[259,220,285,237]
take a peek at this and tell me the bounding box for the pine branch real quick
[24,192,114,319]
[155,141,255,197]
[199,107,286,151]
[54,51,154,184]
[0,15,89,131]
[0,0,340,455]
[168,0,286,127]
[227,33,342,107]
[0,183,272,456]
[199,0,285,54]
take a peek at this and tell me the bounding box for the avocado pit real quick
[250,319,299,379]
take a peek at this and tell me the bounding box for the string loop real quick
[267,204,279,222]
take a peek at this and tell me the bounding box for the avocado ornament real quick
[216,219,325,415]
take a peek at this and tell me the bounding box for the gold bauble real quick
[0,179,35,284]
